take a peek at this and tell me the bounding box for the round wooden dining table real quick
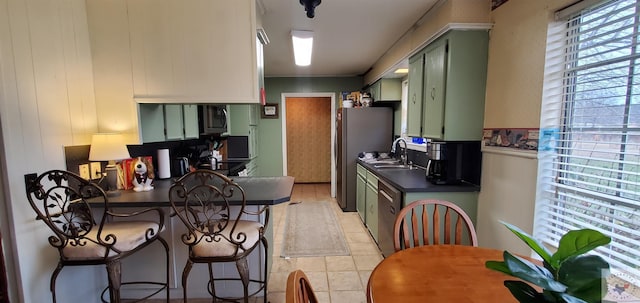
[367,245,524,303]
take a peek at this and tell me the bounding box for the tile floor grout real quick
[137,183,381,303]
[266,183,382,303]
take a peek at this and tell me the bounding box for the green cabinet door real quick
[164,104,184,141]
[370,78,402,102]
[440,30,488,141]
[139,104,165,143]
[407,52,424,137]
[228,104,257,134]
[365,171,379,242]
[356,164,366,222]
[248,125,258,159]
[369,80,381,102]
[422,40,447,140]
[183,104,199,139]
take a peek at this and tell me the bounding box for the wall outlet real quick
[79,164,90,180]
[24,173,37,189]
[90,162,102,180]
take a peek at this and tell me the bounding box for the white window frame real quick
[536,0,640,284]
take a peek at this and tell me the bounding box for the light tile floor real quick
[138,183,381,303]
[266,183,383,303]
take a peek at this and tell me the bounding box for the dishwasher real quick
[377,179,402,258]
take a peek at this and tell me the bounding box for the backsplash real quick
[64,136,249,180]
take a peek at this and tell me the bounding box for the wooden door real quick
[286,97,331,183]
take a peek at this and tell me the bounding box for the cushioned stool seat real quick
[26,170,170,303]
[169,169,268,303]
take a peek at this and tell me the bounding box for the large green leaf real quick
[485,260,513,275]
[560,293,589,303]
[502,221,553,264]
[504,251,567,292]
[558,255,609,303]
[504,280,549,303]
[551,229,611,267]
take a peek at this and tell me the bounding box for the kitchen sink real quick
[373,164,414,170]
[365,159,401,165]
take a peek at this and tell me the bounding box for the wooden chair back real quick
[393,199,477,252]
[286,270,318,303]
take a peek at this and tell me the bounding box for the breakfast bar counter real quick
[90,175,294,300]
[97,176,295,207]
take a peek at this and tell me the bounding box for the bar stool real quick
[169,169,268,303]
[25,170,170,303]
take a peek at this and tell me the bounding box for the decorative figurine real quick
[132,156,154,192]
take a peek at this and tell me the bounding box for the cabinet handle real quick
[412,94,416,104]
[431,88,436,100]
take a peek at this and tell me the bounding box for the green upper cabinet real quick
[127,0,260,103]
[228,104,258,135]
[422,40,447,140]
[139,104,199,143]
[407,52,425,137]
[139,104,165,143]
[183,104,200,139]
[370,78,402,102]
[408,30,488,141]
[164,104,185,140]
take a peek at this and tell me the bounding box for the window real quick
[536,0,640,283]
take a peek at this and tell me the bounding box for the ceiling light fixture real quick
[300,0,321,18]
[291,30,314,66]
[394,68,409,74]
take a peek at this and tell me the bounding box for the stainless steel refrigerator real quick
[336,107,393,211]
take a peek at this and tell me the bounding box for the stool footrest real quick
[100,281,169,303]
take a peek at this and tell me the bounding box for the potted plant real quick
[485,222,611,303]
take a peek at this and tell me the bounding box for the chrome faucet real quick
[391,137,408,165]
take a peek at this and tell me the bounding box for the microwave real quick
[199,105,228,135]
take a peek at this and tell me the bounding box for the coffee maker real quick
[425,141,481,185]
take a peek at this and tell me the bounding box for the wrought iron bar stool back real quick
[169,169,268,303]
[25,170,170,303]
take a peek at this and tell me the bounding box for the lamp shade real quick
[89,133,130,161]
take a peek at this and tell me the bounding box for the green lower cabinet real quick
[356,164,367,222]
[365,171,379,242]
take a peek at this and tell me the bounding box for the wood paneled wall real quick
[0,0,100,301]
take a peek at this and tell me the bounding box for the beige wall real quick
[477,0,577,254]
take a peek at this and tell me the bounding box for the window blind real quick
[536,0,640,282]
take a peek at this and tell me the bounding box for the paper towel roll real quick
[157,149,171,179]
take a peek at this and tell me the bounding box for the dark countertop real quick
[358,160,480,193]
[91,176,295,207]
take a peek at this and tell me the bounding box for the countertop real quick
[358,159,480,193]
[90,176,295,207]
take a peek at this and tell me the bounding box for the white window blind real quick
[536,0,640,282]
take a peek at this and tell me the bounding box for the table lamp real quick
[89,133,130,196]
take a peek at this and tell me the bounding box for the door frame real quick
[281,92,336,197]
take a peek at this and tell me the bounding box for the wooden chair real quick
[286,270,318,303]
[25,170,169,303]
[168,169,268,303]
[393,199,477,252]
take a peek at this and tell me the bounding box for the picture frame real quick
[261,103,279,119]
